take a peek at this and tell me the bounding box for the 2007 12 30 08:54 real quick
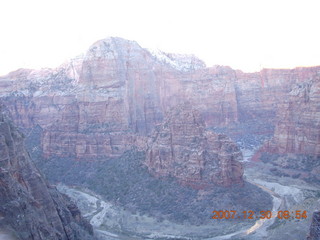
[211,210,307,220]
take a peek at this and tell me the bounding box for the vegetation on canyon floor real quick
[27,128,272,226]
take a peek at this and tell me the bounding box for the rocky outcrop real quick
[1,37,320,161]
[264,77,320,156]
[255,76,320,180]
[307,211,320,240]
[0,37,236,159]
[234,67,320,122]
[145,105,243,188]
[0,105,94,240]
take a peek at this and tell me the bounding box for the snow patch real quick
[148,49,206,72]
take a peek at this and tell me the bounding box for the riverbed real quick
[57,162,320,240]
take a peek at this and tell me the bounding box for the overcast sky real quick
[0,0,319,75]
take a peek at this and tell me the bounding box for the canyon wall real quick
[254,76,320,181]
[0,37,319,183]
[264,77,320,156]
[0,104,94,240]
[0,37,241,159]
[235,67,320,122]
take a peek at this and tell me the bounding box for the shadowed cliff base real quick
[32,149,272,227]
[0,105,95,240]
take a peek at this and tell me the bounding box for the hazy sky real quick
[0,0,319,75]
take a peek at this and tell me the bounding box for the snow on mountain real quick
[148,49,206,72]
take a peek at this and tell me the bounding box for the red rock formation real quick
[234,66,320,122]
[0,37,238,159]
[0,37,320,162]
[0,104,94,240]
[182,66,239,126]
[145,105,243,188]
[252,76,320,181]
[263,77,320,156]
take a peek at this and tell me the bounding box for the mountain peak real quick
[86,37,206,72]
[86,37,142,59]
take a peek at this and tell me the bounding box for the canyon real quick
[1,38,319,162]
[0,36,319,239]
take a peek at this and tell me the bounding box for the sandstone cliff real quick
[145,105,243,188]
[0,37,319,163]
[0,37,238,159]
[264,77,320,156]
[234,67,320,122]
[256,76,320,181]
[0,105,94,240]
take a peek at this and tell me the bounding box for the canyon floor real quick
[57,148,320,240]
[0,231,17,240]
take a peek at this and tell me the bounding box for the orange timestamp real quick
[211,210,308,220]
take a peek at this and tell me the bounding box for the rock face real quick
[307,211,320,240]
[234,67,320,122]
[0,37,320,168]
[145,105,243,188]
[264,77,320,156]
[255,77,320,180]
[0,105,94,240]
[0,37,236,159]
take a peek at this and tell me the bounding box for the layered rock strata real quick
[255,77,320,180]
[0,105,94,240]
[145,105,244,188]
[264,77,320,156]
[0,37,319,161]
